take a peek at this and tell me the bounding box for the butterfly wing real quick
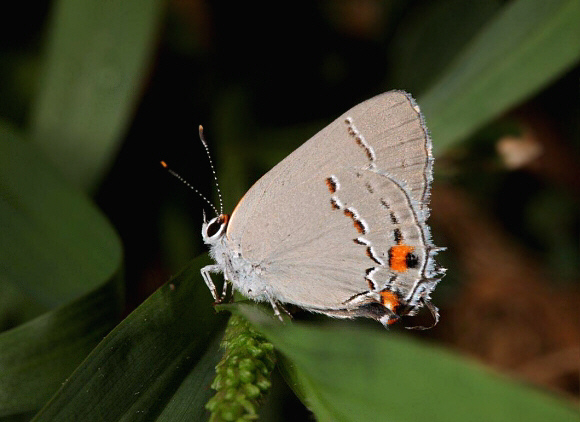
[225,90,439,313]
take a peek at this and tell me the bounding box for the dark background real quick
[1,0,578,416]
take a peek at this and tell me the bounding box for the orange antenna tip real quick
[160,161,168,168]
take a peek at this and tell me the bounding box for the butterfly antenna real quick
[197,125,224,215]
[160,161,220,217]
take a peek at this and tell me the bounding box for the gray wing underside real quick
[226,91,434,309]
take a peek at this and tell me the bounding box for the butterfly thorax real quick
[203,214,272,302]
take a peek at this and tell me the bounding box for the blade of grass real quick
[0,124,124,417]
[0,124,122,308]
[32,256,227,421]
[230,303,578,422]
[29,0,165,190]
[418,0,580,154]
[0,276,123,417]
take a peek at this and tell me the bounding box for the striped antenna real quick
[198,125,224,215]
[160,161,220,217]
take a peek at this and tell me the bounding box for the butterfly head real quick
[202,212,229,245]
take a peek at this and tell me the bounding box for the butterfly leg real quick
[266,295,283,321]
[200,265,221,302]
[219,278,231,302]
[264,290,292,322]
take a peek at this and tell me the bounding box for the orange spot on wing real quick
[326,177,337,193]
[380,291,400,312]
[389,244,414,272]
[386,317,398,326]
[343,208,365,233]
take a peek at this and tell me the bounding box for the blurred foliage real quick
[0,0,579,420]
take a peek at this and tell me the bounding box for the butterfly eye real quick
[206,220,221,237]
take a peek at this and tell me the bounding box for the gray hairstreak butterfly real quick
[166,90,445,329]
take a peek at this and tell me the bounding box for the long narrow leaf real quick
[33,256,227,421]
[231,303,578,422]
[30,0,165,190]
[0,126,124,417]
[419,0,580,153]
[0,277,123,417]
[0,125,121,307]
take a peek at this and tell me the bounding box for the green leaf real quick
[230,303,578,422]
[418,0,580,153]
[0,276,123,417]
[389,0,503,95]
[0,126,124,416]
[0,125,121,308]
[32,256,228,421]
[29,0,165,191]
